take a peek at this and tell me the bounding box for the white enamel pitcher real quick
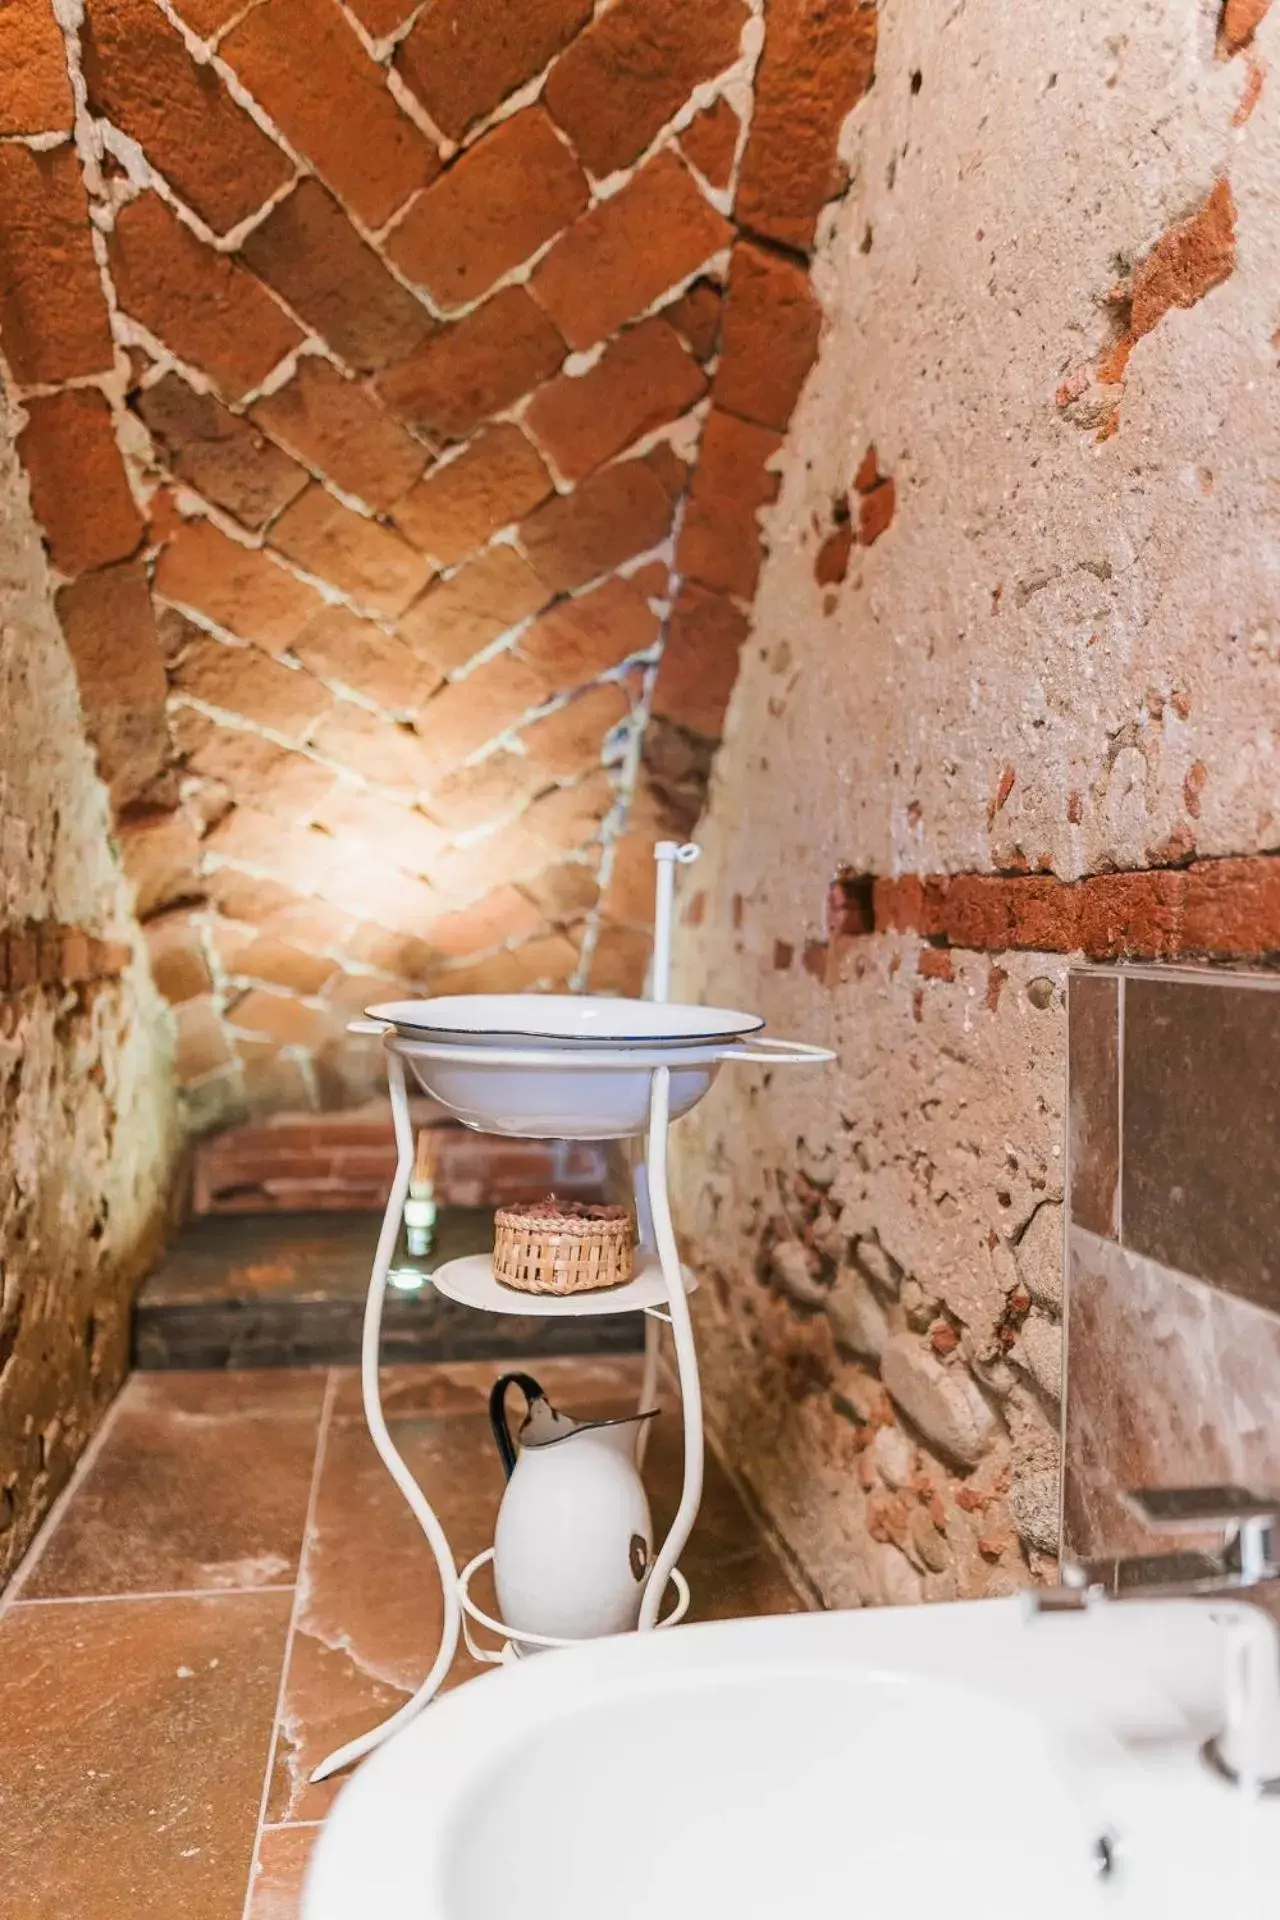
[488,1372,658,1645]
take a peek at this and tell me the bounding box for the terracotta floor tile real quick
[247,1824,320,1919]
[0,1591,291,1920]
[328,1349,646,1422]
[268,1406,504,1823]
[24,1370,327,1599]
[272,1359,798,1821]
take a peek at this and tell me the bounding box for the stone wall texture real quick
[0,0,872,1134]
[671,0,1280,1604]
[0,403,177,1587]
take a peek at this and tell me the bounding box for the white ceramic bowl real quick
[395,1036,735,1138]
[365,995,764,1051]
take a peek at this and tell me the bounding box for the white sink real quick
[305,1597,1280,1920]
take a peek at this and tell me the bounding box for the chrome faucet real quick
[1035,1485,1280,1794]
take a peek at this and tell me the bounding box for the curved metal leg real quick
[310,1049,462,1782]
[638,1064,703,1630]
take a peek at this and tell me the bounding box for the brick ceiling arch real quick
[0,0,876,1129]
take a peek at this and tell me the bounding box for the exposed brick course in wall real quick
[0,0,862,1134]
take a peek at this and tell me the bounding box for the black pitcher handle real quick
[488,1373,544,1481]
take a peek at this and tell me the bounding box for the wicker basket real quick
[493,1197,635,1296]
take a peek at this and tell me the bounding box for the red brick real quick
[239,181,433,377]
[343,0,414,36]
[424,752,547,832]
[238,1044,315,1113]
[0,0,74,134]
[517,573,659,685]
[859,476,896,546]
[736,0,877,251]
[435,929,579,995]
[155,516,324,650]
[523,859,599,922]
[388,108,588,309]
[520,769,614,849]
[110,193,302,401]
[118,807,203,919]
[207,805,350,897]
[206,869,356,948]
[650,581,747,737]
[1075,872,1186,958]
[663,278,723,362]
[170,630,332,737]
[309,703,440,791]
[136,373,308,532]
[145,909,212,1003]
[250,357,426,514]
[413,650,548,772]
[268,485,432,618]
[1180,855,1280,954]
[544,0,746,176]
[397,545,552,676]
[1219,0,1272,54]
[0,143,113,385]
[524,317,706,482]
[677,408,780,598]
[1129,178,1237,341]
[291,604,439,713]
[216,927,338,994]
[55,563,170,807]
[221,0,438,228]
[172,707,333,811]
[376,286,567,443]
[679,96,741,190]
[18,387,143,573]
[521,681,629,778]
[531,151,733,351]
[393,426,552,566]
[319,857,441,934]
[426,813,552,900]
[81,0,290,235]
[600,829,659,927]
[588,920,650,994]
[310,788,445,874]
[419,885,544,960]
[521,458,675,594]
[395,0,592,141]
[814,519,854,586]
[714,240,822,432]
[227,985,331,1047]
[917,945,954,981]
[176,995,234,1082]
[167,0,244,36]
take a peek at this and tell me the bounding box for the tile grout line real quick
[0,1386,131,1620]
[1116,973,1126,1245]
[240,1366,338,1920]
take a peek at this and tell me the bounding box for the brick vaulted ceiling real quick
[0,0,876,1128]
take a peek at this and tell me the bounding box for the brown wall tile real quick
[1064,1226,1280,1560]
[1066,971,1119,1237]
[1123,975,1280,1311]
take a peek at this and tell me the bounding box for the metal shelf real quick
[429,1251,697,1319]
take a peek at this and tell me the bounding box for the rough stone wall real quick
[673,0,1280,1605]
[0,0,872,1133]
[0,404,177,1588]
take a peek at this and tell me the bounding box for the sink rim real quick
[302,1594,1244,1920]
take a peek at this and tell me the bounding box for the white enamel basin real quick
[304,1597,1280,1920]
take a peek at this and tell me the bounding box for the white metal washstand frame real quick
[312,841,833,1782]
